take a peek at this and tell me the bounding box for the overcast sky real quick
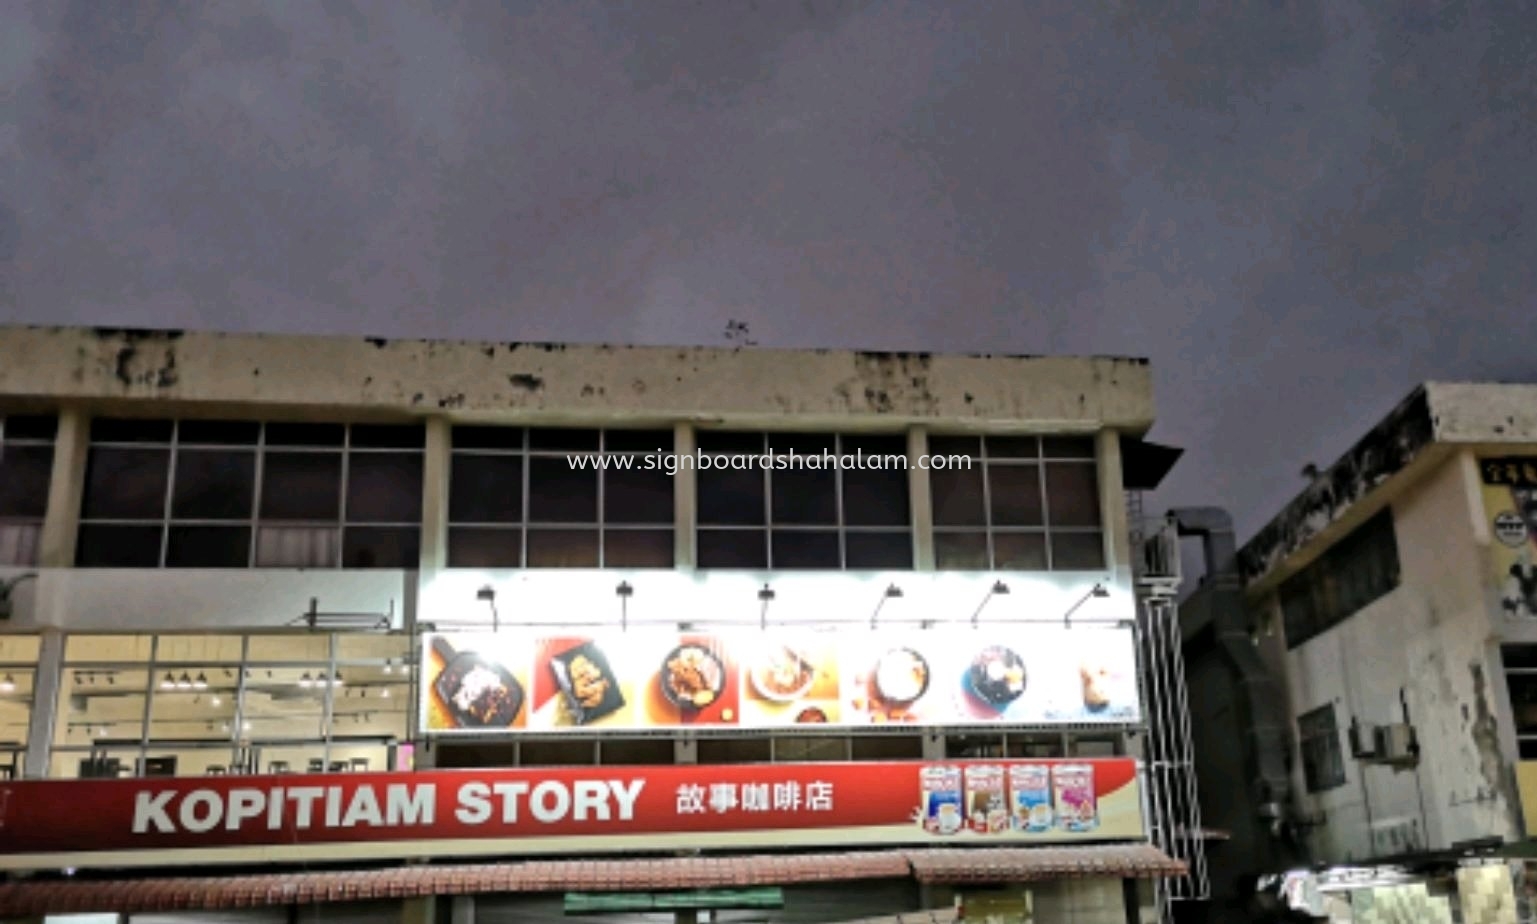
[2,1,1534,540]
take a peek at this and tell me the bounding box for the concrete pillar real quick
[418,417,451,577]
[24,629,63,778]
[675,735,697,765]
[1096,430,1131,576]
[38,406,89,568]
[449,895,475,924]
[907,426,935,570]
[922,730,945,760]
[674,423,696,569]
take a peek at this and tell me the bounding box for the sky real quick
[1,0,1535,541]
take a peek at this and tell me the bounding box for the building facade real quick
[1183,382,1537,922]
[0,326,1190,923]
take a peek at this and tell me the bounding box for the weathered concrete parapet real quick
[0,325,1155,431]
[1237,381,1537,590]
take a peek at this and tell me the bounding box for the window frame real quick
[1279,509,1401,649]
[0,414,58,567]
[694,431,914,570]
[446,426,677,569]
[928,435,1104,572]
[1297,703,1347,793]
[75,420,424,569]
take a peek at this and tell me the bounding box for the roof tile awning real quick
[905,844,1187,884]
[0,845,1181,917]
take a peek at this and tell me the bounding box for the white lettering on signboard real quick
[741,783,770,812]
[773,782,801,812]
[807,780,834,812]
[132,791,175,834]
[457,782,492,825]
[340,787,384,828]
[388,784,435,826]
[609,779,643,820]
[708,783,738,814]
[491,781,530,822]
[676,783,706,814]
[529,781,571,823]
[226,789,264,830]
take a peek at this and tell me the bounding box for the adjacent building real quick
[0,325,1194,923]
[1182,382,1537,921]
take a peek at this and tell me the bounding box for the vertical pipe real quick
[38,406,90,568]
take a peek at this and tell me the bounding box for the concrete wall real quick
[0,326,1155,431]
[1267,451,1521,863]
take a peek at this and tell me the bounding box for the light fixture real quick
[477,585,500,632]
[299,672,313,688]
[160,673,176,690]
[0,674,14,693]
[194,673,208,690]
[176,673,193,690]
[972,579,1010,627]
[383,660,394,674]
[1063,583,1110,628]
[211,695,222,707]
[333,671,345,686]
[872,584,903,629]
[380,687,391,698]
[617,581,634,630]
[758,583,775,630]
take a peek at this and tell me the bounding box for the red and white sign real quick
[0,759,1143,870]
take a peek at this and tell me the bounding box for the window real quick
[928,435,1103,571]
[447,427,675,568]
[50,631,411,778]
[0,414,57,566]
[696,432,913,570]
[1278,510,1400,649]
[1503,645,1537,760]
[0,636,41,776]
[1298,703,1346,793]
[75,419,424,569]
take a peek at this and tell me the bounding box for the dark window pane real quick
[988,464,1044,526]
[82,448,170,519]
[852,735,923,760]
[166,526,251,568]
[260,452,342,520]
[599,737,675,765]
[2,415,58,441]
[606,466,673,523]
[1509,672,1537,736]
[929,469,985,526]
[528,458,597,522]
[845,531,913,569]
[771,530,840,569]
[843,469,910,526]
[177,420,260,445]
[1041,436,1096,459]
[452,426,524,450]
[697,737,771,764]
[265,423,345,447]
[935,532,988,569]
[0,445,53,518]
[447,527,522,568]
[90,418,174,443]
[1051,532,1105,571]
[698,468,766,525]
[171,450,255,519]
[1046,463,1101,527]
[346,453,423,523]
[995,533,1049,570]
[76,524,163,567]
[527,528,599,567]
[698,530,767,568]
[985,436,1039,459]
[350,424,425,449]
[928,436,981,458]
[342,526,419,568]
[605,430,674,453]
[449,455,523,523]
[771,468,837,524]
[528,428,601,451]
[767,432,836,454]
[1504,645,1537,671]
[695,431,765,455]
[605,529,674,568]
[843,434,907,457]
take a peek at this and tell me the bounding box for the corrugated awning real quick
[0,845,1184,916]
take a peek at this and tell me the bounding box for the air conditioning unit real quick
[1373,723,1419,769]
[1349,720,1380,760]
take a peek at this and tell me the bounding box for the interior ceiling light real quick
[0,674,14,693]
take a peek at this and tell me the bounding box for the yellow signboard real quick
[1478,457,1537,620]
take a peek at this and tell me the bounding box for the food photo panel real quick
[842,633,955,724]
[528,635,636,730]
[423,635,532,732]
[644,633,742,727]
[738,632,842,726]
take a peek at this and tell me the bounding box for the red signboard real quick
[0,759,1143,870]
